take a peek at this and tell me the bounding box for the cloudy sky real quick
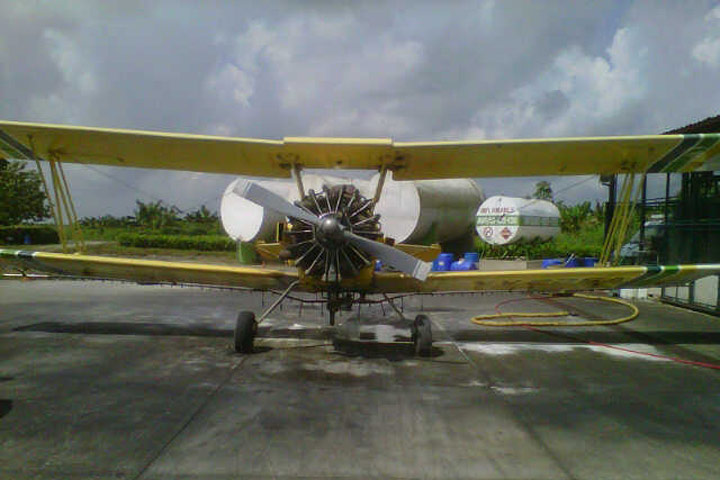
[1,0,719,217]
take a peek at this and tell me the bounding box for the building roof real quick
[664,114,720,134]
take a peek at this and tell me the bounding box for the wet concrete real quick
[1,279,719,479]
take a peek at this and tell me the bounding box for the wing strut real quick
[0,127,85,252]
[599,172,644,265]
[372,164,389,204]
[291,163,305,198]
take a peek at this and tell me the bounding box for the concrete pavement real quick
[1,279,719,479]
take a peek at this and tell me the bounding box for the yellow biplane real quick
[1,120,719,354]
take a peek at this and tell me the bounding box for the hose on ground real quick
[471,293,639,327]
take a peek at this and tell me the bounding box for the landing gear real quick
[234,311,257,353]
[412,314,433,357]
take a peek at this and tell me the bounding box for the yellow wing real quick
[0,249,298,291]
[2,120,719,179]
[370,264,720,293]
[392,135,720,179]
[3,249,717,295]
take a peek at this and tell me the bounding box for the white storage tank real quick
[220,175,370,242]
[371,172,484,244]
[476,196,560,245]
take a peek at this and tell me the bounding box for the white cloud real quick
[2,1,720,216]
[203,15,424,136]
[692,5,720,68]
[26,28,97,123]
[204,63,255,107]
[43,29,97,94]
[452,27,648,139]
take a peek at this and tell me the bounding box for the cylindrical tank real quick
[220,174,370,242]
[475,196,560,245]
[221,179,295,242]
[370,172,484,244]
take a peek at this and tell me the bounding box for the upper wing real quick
[0,248,298,290]
[392,135,720,179]
[2,120,718,179]
[0,120,289,177]
[370,264,720,293]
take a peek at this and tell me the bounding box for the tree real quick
[532,181,554,201]
[185,205,218,224]
[0,159,50,226]
[134,200,180,229]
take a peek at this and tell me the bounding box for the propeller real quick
[233,179,430,281]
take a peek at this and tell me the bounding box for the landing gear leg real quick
[234,280,299,354]
[326,289,352,326]
[411,314,432,357]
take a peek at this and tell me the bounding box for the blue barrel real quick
[464,252,479,263]
[451,259,477,271]
[564,257,580,268]
[432,253,454,272]
[459,252,479,270]
[542,258,564,269]
[583,257,598,267]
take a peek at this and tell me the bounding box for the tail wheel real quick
[412,314,433,357]
[234,311,257,353]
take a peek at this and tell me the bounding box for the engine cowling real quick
[284,184,381,281]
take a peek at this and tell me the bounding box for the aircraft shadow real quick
[0,400,12,419]
[15,321,332,341]
[331,337,444,360]
[14,322,720,346]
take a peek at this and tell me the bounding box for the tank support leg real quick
[291,163,305,198]
[372,164,388,204]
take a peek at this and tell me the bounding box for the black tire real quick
[412,314,432,357]
[234,311,257,353]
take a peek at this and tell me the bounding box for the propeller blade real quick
[233,179,319,226]
[345,232,431,281]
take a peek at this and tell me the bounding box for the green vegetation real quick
[117,233,234,251]
[75,201,230,252]
[80,200,225,242]
[0,159,50,226]
[0,225,59,245]
[476,221,604,260]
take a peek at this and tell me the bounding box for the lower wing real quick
[3,249,717,295]
[0,249,297,291]
[372,264,720,293]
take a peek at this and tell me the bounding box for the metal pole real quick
[639,174,647,250]
[604,175,617,243]
[291,164,304,198]
[664,173,670,263]
[373,165,388,204]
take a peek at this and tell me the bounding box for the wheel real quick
[412,314,432,357]
[234,311,257,353]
